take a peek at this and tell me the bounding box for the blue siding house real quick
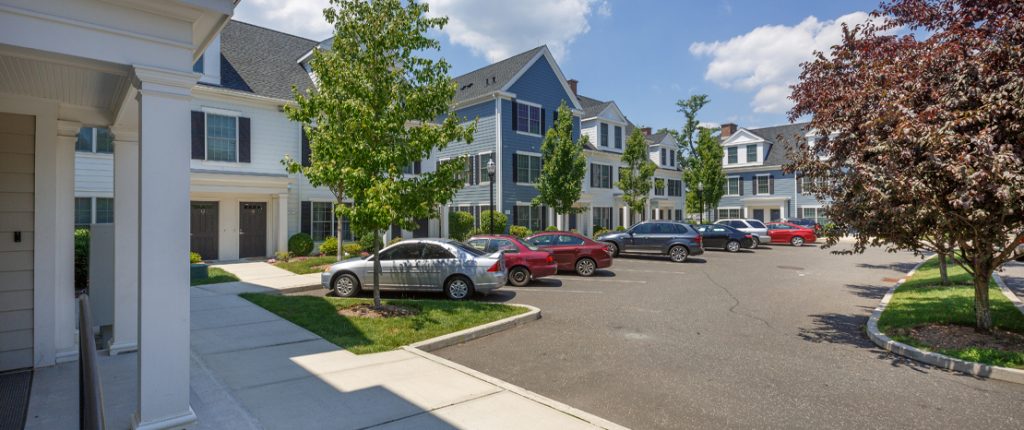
[715,122,830,224]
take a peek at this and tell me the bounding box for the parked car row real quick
[318,219,818,301]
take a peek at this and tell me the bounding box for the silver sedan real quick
[320,239,506,300]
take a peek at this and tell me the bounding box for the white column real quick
[779,204,786,220]
[585,206,593,236]
[109,130,139,355]
[54,120,78,363]
[131,66,197,430]
[440,206,449,238]
[742,207,748,218]
[276,193,289,253]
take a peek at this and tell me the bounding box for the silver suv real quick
[715,219,770,247]
[596,221,705,263]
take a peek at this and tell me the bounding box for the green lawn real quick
[240,294,528,354]
[877,257,1024,368]
[191,267,240,286]
[274,256,340,274]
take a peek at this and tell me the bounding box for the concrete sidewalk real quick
[211,260,322,293]
[999,261,1024,299]
[189,283,626,429]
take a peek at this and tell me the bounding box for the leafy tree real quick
[789,0,1024,331]
[284,0,475,307]
[683,128,726,220]
[617,128,656,219]
[533,101,588,224]
[675,94,709,156]
[479,210,508,234]
[448,211,475,242]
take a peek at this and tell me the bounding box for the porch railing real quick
[78,294,106,430]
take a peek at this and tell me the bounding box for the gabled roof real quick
[211,20,318,100]
[744,122,810,166]
[452,46,545,104]
[645,131,670,146]
[577,94,613,119]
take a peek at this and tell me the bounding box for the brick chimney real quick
[567,79,578,96]
[641,127,652,136]
[721,123,737,138]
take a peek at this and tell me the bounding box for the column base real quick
[107,339,138,355]
[132,406,197,430]
[55,349,78,364]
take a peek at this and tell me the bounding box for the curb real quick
[866,257,1024,385]
[408,303,541,351]
[992,272,1024,316]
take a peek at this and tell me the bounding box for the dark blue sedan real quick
[695,224,755,252]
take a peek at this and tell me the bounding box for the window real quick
[515,205,543,231]
[631,223,654,234]
[526,234,554,247]
[489,239,520,253]
[748,220,767,229]
[193,54,204,74]
[557,235,585,245]
[718,208,741,219]
[746,144,757,163]
[590,164,612,189]
[660,148,667,166]
[466,238,488,251]
[478,153,494,183]
[75,197,114,227]
[614,126,622,149]
[463,156,473,185]
[654,180,665,196]
[670,150,676,167]
[311,202,334,241]
[592,207,612,230]
[515,153,541,183]
[674,209,683,221]
[800,207,828,225]
[516,102,541,135]
[667,179,682,197]
[422,244,454,259]
[600,123,609,147]
[800,176,823,194]
[755,175,770,195]
[95,198,113,224]
[205,113,238,162]
[727,146,737,164]
[725,177,740,196]
[76,127,113,153]
[75,198,92,227]
[379,243,424,261]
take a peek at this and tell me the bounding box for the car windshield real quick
[448,241,485,257]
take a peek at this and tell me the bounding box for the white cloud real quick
[690,12,871,114]
[233,0,333,40]
[427,0,605,62]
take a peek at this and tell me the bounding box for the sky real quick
[234,0,882,130]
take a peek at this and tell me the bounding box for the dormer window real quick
[746,144,756,163]
[600,123,609,147]
[660,148,667,165]
[614,126,622,149]
[727,146,738,164]
[670,150,676,167]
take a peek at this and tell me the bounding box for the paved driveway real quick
[430,244,1024,429]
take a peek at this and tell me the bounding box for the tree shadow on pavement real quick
[856,262,921,273]
[798,313,876,347]
[844,283,892,300]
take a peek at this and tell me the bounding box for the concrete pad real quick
[191,302,282,330]
[200,339,345,390]
[371,391,602,430]
[213,261,297,281]
[191,319,320,355]
[189,286,221,297]
[190,292,259,312]
[289,348,414,378]
[195,281,280,295]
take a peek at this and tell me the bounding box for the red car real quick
[466,235,557,286]
[524,231,613,277]
[766,222,817,246]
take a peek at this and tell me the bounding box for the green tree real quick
[675,94,709,157]
[283,0,475,308]
[533,101,588,223]
[617,128,656,219]
[683,128,726,220]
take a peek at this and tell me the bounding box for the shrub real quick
[319,236,338,256]
[592,227,609,238]
[388,236,403,246]
[74,228,90,291]
[478,210,508,234]
[342,243,363,257]
[545,225,558,231]
[615,225,626,231]
[509,225,532,238]
[288,233,314,256]
[448,211,475,241]
[358,233,381,251]
[466,227,485,238]
[190,251,202,264]
[274,251,292,262]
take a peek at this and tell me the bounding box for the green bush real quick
[388,236,403,246]
[274,251,292,262]
[467,227,485,238]
[545,225,558,231]
[448,211,475,241]
[615,225,626,231]
[342,243,363,257]
[592,227,609,238]
[319,236,338,256]
[288,233,314,256]
[509,225,532,238]
[190,251,202,264]
[74,228,89,291]
[478,210,508,234]
[358,233,381,251]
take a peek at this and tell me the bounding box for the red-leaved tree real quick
[789,0,1024,332]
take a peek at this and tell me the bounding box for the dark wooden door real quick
[190,201,219,260]
[239,202,266,258]
[413,218,429,238]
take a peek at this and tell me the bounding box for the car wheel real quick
[575,258,597,277]
[605,242,619,257]
[751,236,760,248]
[669,245,689,263]
[332,273,360,297]
[725,240,741,253]
[444,275,474,300]
[791,236,805,247]
[508,266,531,287]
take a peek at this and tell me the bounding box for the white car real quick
[715,219,770,247]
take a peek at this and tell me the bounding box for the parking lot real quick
[298,243,1024,429]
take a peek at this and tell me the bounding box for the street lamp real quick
[697,182,704,224]
[486,159,496,234]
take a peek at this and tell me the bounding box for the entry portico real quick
[0,0,235,428]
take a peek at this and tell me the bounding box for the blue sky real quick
[235,0,881,130]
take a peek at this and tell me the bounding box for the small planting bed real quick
[241,294,528,354]
[190,267,239,286]
[273,256,340,274]
[877,258,1024,368]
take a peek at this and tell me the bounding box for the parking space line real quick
[551,277,647,284]
[611,268,685,275]
[504,288,604,294]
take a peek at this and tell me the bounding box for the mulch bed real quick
[893,324,1024,352]
[338,304,419,319]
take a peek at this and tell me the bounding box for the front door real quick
[239,202,266,258]
[0,112,34,371]
[770,209,781,222]
[752,209,765,222]
[190,201,218,260]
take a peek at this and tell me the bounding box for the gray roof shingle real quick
[209,20,318,100]
[745,122,810,166]
[452,46,546,104]
[577,94,613,119]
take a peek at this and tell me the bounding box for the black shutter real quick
[541,108,546,131]
[796,175,802,194]
[512,206,518,226]
[191,111,205,159]
[301,127,311,167]
[511,154,518,182]
[769,175,775,195]
[739,178,744,196]
[589,164,596,187]
[542,206,548,229]
[238,117,251,162]
[414,160,421,174]
[511,99,518,131]
[300,201,311,234]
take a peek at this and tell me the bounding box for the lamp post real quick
[486,159,496,234]
[697,182,704,224]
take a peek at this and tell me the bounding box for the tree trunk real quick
[335,207,344,261]
[372,230,382,309]
[937,251,949,285]
[972,258,993,333]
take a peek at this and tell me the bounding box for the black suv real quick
[596,221,704,262]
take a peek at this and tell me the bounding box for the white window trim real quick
[717,206,742,219]
[726,146,739,164]
[514,152,541,185]
[202,110,241,163]
[590,162,613,189]
[514,99,543,137]
[725,175,741,196]
[754,174,771,196]
[477,151,494,186]
[599,122,610,147]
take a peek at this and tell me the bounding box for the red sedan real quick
[766,222,817,246]
[524,231,613,276]
[466,235,557,286]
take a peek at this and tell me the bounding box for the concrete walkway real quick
[212,260,322,293]
[999,260,1024,299]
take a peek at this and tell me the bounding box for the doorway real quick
[239,202,266,258]
[190,201,218,260]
